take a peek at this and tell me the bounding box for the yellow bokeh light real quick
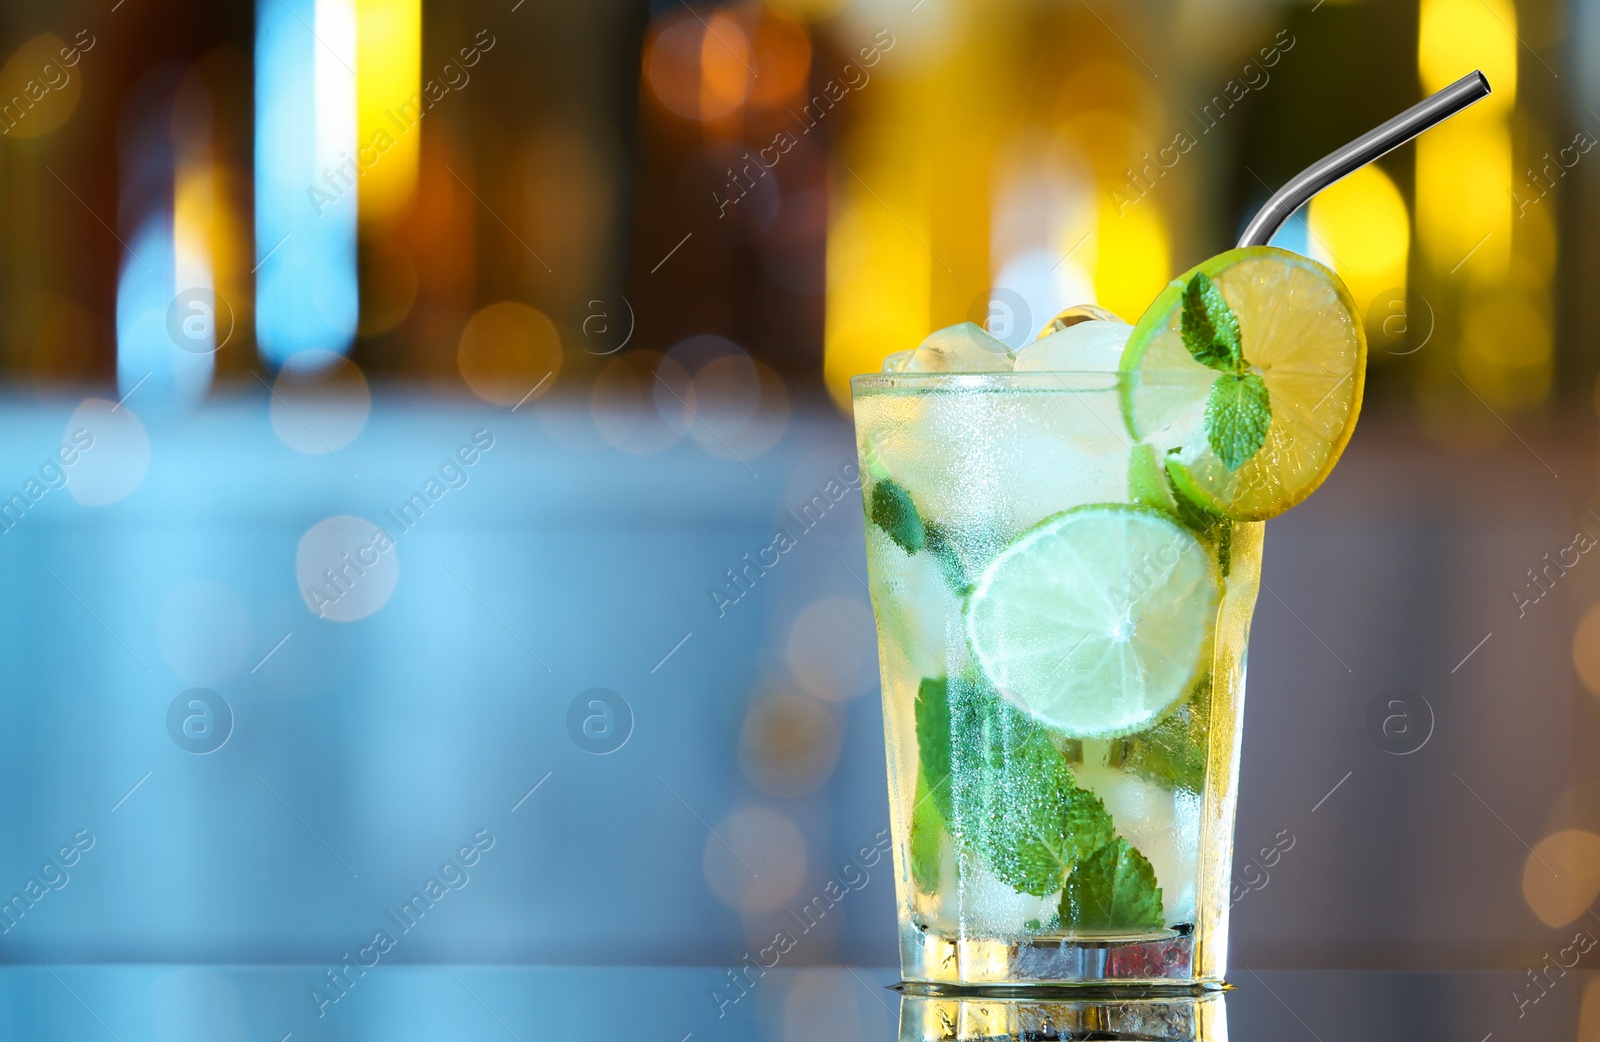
[824,198,932,406]
[355,0,421,222]
[1573,604,1600,697]
[1309,165,1409,316]
[1415,114,1512,280]
[0,34,83,139]
[1419,0,1517,111]
[1581,976,1600,1042]
[1094,200,1168,324]
[760,0,850,23]
[457,302,562,406]
[1522,829,1600,928]
[1459,288,1552,408]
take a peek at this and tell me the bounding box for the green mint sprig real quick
[1180,272,1270,472]
[913,673,1165,925]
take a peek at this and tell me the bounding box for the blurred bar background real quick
[0,0,1598,982]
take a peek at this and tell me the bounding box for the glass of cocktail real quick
[853,71,1489,991]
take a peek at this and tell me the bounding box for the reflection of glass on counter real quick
[898,986,1227,1041]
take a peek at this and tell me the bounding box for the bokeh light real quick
[738,693,841,797]
[786,598,877,702]
[1572,603,1600,697]
[269,350,372,453]
[157,581,253,685]
[654,336,791,461]
[0,34,83,139]
[295,514,399,622]
[701,806,807,913]
[590,352,686,455]
[1094,200,1168,324]
[824,193,931,405]
[457,301,563,406]
[65,398,151,506]
[644,10,752,123]
[1581,976,1600,1042]
[1458,288,1552,409]
[1419,0,1517,110]
[255,0,360,367]
[354,0,422,222]
[1522,829,1600,928]
[1308,164,1409,318]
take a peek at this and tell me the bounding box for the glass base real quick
[900,921,1215,989]
[897,987,1225,1041]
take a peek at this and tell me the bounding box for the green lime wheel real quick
[964,505,1219,738]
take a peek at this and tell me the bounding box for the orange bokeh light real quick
[456,301,562,406]
[643,7,810,124]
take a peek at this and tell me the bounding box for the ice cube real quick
[939,853,1057,938]
[900,322,1014,373]
[881,350,916,373]
[1075,764,1200,925]
[1038,303,1125,336]
[1013,319,1133,374]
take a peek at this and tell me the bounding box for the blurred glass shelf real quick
[0,965,1582,1040]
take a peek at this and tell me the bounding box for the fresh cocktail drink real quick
[854,251,1366,987]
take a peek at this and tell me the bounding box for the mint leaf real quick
[914,676,954,823]
[1180,272,1242,371]
[1123,675,1211,794]
[1205,372,1271,471]
[924,524,972,594]
[1059,837,1165,931]
[914,674,1116,897]
[869,479,925,553]
[909,769,945,894]
[979,770,1116,896]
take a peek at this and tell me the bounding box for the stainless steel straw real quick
[1237,71,1491,248]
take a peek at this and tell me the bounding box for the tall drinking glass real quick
[853,370,1263,988]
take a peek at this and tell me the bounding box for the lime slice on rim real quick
[964,505,1219,739]
[1119,246,1366,521]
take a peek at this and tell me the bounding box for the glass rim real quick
[849,369,1204,395]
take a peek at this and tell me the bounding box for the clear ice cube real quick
[1013,318,1133,373]
[881,349,915,373]
[900,322,1015,373]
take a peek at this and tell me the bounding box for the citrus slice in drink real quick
[964,505,1219,739]
[1119,246,1366,521]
